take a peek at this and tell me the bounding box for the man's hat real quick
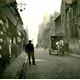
[29,40,32,42]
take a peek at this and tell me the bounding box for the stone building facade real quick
[54,15,62,36]
[0,0,28,66]
[38,11,60,49]
[38,22,46,47]
[56,0,80,54]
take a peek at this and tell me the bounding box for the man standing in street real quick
[25,40,36,65]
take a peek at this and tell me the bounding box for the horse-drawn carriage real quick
[49,36,65,55]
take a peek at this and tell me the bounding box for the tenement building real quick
[60,0,80,54]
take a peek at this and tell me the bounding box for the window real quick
[73,3,77,17]
[71,26,73,38]
[60,32,62,36]
[75,25,78,37]
[0,31,3,35]
[0,38,3,42]
[69,8,71,19]
[71,25,78,38]
[78,4,80,14]
[0,54,2,58]
[0,46,2,49]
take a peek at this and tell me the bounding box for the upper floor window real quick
[73,3,77,17]
[69,7,72,19]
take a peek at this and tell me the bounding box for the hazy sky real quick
[16,0,62,46]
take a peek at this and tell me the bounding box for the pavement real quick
[0,49,80,79]
[68,53,80,59]
[0,51,28,79]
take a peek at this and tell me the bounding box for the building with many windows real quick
[0,0,28,67]
[38,11,60,49]
[57,0,80,54]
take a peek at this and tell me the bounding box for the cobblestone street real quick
[25,49,80,79]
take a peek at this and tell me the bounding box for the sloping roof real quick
[54,14,61,21]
